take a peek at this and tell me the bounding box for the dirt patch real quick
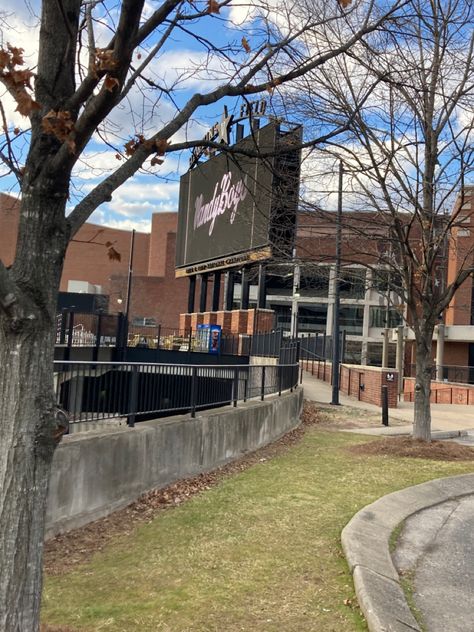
[347,436,474,461]
[44,403,323,577]
[303,400,407,429]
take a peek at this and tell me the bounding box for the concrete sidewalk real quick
[302,373,474,435]
[342,475,474,632]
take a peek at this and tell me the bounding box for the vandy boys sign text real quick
[175,123,277,276]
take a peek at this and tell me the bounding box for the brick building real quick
[2,186,474,368]
[0,193,187,328]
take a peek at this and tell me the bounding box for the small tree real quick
[297,0,474,440]
[0,0,408,628]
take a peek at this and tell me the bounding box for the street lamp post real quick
[291,256,300,338]
[331,160,343,405]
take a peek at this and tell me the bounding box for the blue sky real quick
[0,0,279,232]
[2,1,472,231]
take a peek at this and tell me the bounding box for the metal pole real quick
[123,228,135,355]
[381,385,389,426]
[331,160,343,405]
[396,325,404,399]
[291,254,300,338]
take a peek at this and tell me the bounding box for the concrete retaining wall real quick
[46,389,303,537]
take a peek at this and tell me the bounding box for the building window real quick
[339,306,364,335]
[271,304,291,330]
[339,269,366,299]
[369,307,403,328]
[344,340,362,364]
[300,266,330,297]
[297,304,328,332]
[132,317,157,327]
[372,270,403,294]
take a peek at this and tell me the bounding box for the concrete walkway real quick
[302,373,474,435]
[342,475,474,632]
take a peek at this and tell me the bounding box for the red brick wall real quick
[110,231,188,328]
[404,377,474,405]
[180,309,275,335]
[303,359,398,408]
[148,213,178,277]
[445,188,474,326]
[62,222,150,293]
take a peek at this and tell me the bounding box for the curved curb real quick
[341,473,474,632]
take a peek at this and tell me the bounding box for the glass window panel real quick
[339,306,364,335]
[338,269,366,299]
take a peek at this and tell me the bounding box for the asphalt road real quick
[393,494,474,632]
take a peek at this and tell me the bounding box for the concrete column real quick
[212,271,221,312]
[188,276,196,313]
[361,341,368,366]
[436,323,445,381]
[396,325,404,397]
[382,328,390,368]
[257,264,267,309]
[199,274,208,313]
[240,267,250,310]
[225,270,234,310]
[327,265,336,335]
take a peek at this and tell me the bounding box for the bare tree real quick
[296,0,474,440]
[0,0,410,628]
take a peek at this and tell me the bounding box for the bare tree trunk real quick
[0,193,67,630]
[413,325,435,441]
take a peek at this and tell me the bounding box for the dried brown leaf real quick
[15,91,40,117]
[104,76,120,92]
[124,138,138,156]
[207,0,220,13]
[41,110,76,153]
[242,37,251,53]
[107,246,121,262]
[7,44,24,66]
[154,138,169,154]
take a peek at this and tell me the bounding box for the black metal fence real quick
[54,360,299,426]
[406,364,474,384]
[299,332,346,362]
[56,311,287,359]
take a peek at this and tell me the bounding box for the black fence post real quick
[278,365,283,396]
[381,385,389,426]
[190,366,197,418]
[188,327,193,354]
[116,312,128,360]
[128,365,138,427]
[233,367,239,407]
[93,311,102,362]
[261,365,266,401]
[65,311,74,361]
[59,308,68,345]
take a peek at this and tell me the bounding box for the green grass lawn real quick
[42,428,474,632]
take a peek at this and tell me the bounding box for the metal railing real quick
[406,364,474,384]
[54,360,299,427]
[56,311,274,357]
